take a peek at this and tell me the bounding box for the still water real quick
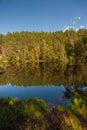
[0,63,87,107]
[0,84,71,107]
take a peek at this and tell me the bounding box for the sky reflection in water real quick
[0,84,71,107]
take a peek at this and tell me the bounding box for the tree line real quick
[0,29,87,64]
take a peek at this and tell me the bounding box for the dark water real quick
[0,63,87,106]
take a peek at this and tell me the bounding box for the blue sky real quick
[0,0,87,34]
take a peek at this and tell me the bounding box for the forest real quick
[0,28,87,65]
[0,29,87,130]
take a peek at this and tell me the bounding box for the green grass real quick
[0,92,87,130]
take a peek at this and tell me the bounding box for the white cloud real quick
[79,25,85,29]
[63,25,85,32]
[78,17,81,20]
[72,16,81,26]
[75,16,81,20]
[63,26,73,32]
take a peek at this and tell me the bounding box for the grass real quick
[0,92,87,130]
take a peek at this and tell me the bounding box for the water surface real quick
[0,84,71,107]
[0,63,87,107]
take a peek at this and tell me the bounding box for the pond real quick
[0,63,87,107]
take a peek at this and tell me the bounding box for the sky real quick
[0,0,87,34]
